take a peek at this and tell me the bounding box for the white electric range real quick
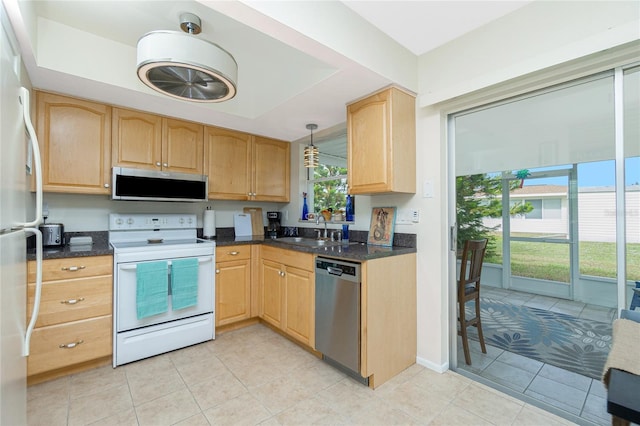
[109,213,215,367]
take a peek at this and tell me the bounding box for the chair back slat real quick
[458,239,488,290]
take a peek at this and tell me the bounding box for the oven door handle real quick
[118,257,213,271]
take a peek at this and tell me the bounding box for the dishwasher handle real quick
[327,266,343,276]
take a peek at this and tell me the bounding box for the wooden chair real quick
[458,239,488,365]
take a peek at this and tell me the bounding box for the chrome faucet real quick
[315,215,328,238]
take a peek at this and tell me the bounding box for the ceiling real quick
[5,0,531,143]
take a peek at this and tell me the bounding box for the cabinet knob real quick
[228,251,239,256]
[156,162,161,166]
[163,163,168,167]
[60,297,85,305]
[61,265,86,272]
[279,271,285,277]
[215,269,220,274]
[59,340,83,349]
[104,183,110,188]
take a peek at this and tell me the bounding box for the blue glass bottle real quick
[302,196,309,220]
[345,195,354,222]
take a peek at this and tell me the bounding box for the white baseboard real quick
[416,356,449,373]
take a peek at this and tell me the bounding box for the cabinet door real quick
[36,92,111,194]
[205,127,252,200]
[112,108,162,170]
[260,259,283,328]
[253,136,290,202]
[283,266,314,347]
[27,275,112,328]
[27,315,112,376]
[347,87,416,195]
[347,90,391,194]
[163,118,204,174]
[215,259,251,326]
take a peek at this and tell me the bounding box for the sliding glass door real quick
[503,168,576,299]
[452,64,639,312]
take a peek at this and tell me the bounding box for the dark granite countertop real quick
[27,231,113,261]
[214,228,416,262]
[29,228,416,262]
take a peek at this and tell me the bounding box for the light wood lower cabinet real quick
[27,255,113,380]
[27,315,112,376]
[259,246,314,347]
[215,245,252,327]
[361,253,416,388]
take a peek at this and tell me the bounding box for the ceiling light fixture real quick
[304,124,319,168]
[136,12,237,103]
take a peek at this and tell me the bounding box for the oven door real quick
[116,255,214,332]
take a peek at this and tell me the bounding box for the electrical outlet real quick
[411,209,420,223]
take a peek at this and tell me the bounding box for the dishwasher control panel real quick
[316,258,360,280]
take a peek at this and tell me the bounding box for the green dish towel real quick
[171,258,199,310]
[136,261,168,319]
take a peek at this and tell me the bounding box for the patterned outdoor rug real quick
[466,298,612,379]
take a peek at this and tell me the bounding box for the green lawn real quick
[484,234,640,283]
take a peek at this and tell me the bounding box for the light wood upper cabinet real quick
[205,127,290,201]
[162,118,205,174]
[112,108,204,174]
[205,127,252,200]
[253,136,290,202]
[36,92,112,194]
[347,86,416,195]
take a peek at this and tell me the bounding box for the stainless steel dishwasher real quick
[315,257,367,385]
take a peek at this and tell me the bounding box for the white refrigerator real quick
[1,3,43,424]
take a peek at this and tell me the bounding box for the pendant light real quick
[137,13,237,103]
[304,123,319,168]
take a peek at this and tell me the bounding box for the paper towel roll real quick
[203,209,216,238]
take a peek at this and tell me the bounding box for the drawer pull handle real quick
[215,269,220,274]
[61,266,86,272]
[228,251,239,256]
[59,340,83,349]
[60,297,85,305]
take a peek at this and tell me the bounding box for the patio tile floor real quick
[456,286,617,426]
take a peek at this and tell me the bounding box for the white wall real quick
[414,1,640,372]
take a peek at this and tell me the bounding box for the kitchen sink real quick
[274,237,344,248]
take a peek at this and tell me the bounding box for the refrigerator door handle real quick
[22,228,42,357]
[19,87,43,229]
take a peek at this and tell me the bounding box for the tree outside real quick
[456,173,533,256]
[312,164,348,212]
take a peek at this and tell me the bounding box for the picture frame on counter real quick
[367,207,396,246]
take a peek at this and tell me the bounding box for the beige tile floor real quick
[27,324,576,426]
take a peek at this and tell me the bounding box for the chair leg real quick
[475,296,487,354]
[459,302,472,365]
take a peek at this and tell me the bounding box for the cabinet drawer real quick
[216,245,251,262]
[27,315,112,376]
[28,255,112,282]
[261,246,314,271]
[27,276,112,327]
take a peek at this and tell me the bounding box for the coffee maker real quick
[267,211,281,239]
